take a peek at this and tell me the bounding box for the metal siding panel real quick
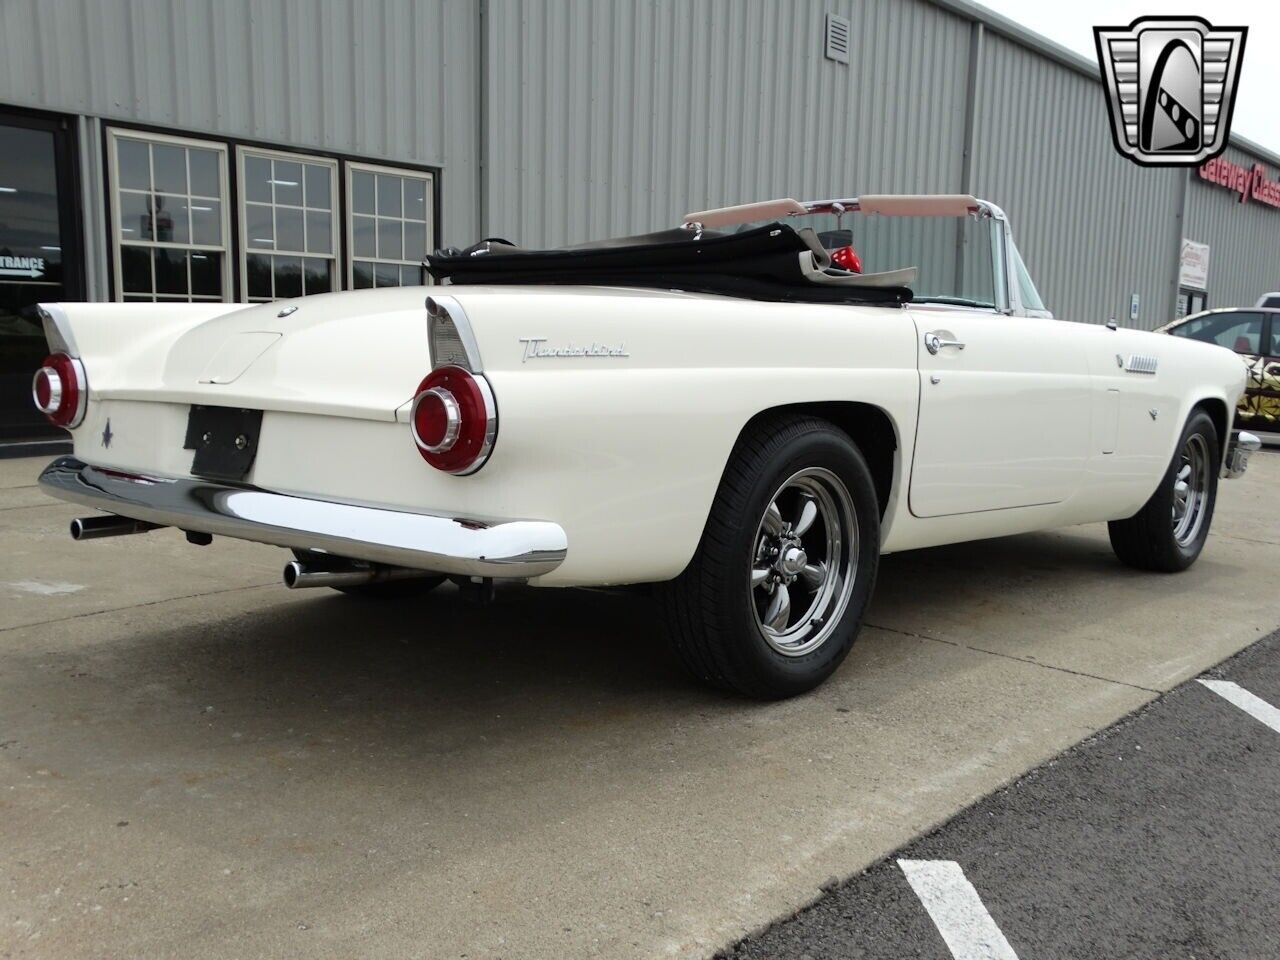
[1184,145,1280,308]
[485,0,969,248]
[6,0,1275,306]
[0,0,478,247]
[971,32,1180,328]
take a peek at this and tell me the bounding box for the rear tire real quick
[659,414,881,699]
[1108,409,1220,572]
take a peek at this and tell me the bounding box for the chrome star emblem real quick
[101,418,113,448]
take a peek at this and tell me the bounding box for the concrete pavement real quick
[3,452,1280,959]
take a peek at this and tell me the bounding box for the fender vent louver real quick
[1124,354,1158,375]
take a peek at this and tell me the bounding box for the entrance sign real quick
[1178,239,1210,290]
[0,255,46,279]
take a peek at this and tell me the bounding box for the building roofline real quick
[928,0,1280,171]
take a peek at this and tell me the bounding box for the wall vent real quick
[824,13,851,64]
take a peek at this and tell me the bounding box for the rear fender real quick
[40,301,252,394]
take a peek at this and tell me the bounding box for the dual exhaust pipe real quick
[69,514,438,590]
[70,515,164,540]
[282,559,439,590]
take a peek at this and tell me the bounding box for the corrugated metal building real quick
[2,0,1278,449]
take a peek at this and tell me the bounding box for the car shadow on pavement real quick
[15,523,1242,771]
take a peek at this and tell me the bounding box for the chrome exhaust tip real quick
[70,515,164,540]
[282,558,438,590]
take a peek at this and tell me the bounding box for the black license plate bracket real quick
[183,406,264,481]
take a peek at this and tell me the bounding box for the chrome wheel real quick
[750,466,858,657]
[1171,433,1212,547]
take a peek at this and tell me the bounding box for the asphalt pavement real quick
[725,629,1280,959]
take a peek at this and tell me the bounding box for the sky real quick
[975,1,1280,156]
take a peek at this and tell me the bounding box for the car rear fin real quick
[426,295,483,372]
[38,303,79,357]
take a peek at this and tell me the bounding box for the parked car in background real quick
[33,194,1258,699]
[1157,307,1280,435]
[1256,294,1280,308]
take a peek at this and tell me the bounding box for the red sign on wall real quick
[1198,156,1280,209]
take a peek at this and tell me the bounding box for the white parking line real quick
[898,859,1020,960]
[1197,679,1280,734]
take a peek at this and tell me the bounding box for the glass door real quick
[1176,286,1207,319]
[0,110,83,444]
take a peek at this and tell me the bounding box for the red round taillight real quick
[410,365,496,474]
[830,245,862,273]
[32,353,86,428]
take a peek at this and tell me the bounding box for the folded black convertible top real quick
[424,224,912,306]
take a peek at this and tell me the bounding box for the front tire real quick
[1109,409,1220,572]
[660,415,881,699]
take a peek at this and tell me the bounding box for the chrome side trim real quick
[1224,430,1261,479]
[38,457,567,579]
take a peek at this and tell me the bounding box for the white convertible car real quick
[34,194,1259,698]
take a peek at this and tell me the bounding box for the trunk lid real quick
[115,288,434,421]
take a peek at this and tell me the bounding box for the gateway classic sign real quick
[1198,156,1280,210]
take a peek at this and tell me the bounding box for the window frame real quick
[344,160,435,290]
[235,144,341,303]
[105,126,232,302]
[1173,310,1264,354]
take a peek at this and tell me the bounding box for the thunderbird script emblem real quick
[1094,17,1246,167]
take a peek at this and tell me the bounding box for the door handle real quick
[924,332,965,355]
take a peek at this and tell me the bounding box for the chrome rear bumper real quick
[1224,430,1261,479]
[38,457,567,579]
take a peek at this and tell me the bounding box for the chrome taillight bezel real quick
[410,365,497,475]
[410,386,463,454]
[32,353,87,428]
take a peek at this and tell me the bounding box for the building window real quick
[347,162,433,288]
[238,147,338,302]
[107,129,230,302]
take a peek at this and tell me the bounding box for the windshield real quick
[1009,240,1046,313]
[739,212,999,308]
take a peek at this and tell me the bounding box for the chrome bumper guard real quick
[1224,430,1261,479]
[38,457,567,579]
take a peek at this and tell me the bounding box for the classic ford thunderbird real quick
[33,194,1259,698]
